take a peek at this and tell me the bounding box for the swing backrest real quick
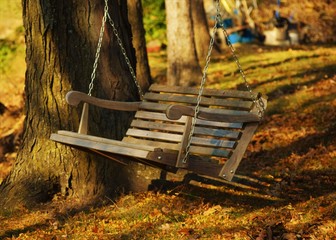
[122,84,264,180]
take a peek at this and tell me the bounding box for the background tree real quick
[127,0,152,91]
[165,0,217,86]
[0,0,159,211]
[165,0,202,86]
[191,0,220,60]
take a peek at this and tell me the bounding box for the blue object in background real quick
[241,29,254,43]
[228,32,241,44]
[223,18,233,28]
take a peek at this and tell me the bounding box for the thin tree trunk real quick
[127,0,152,93]
[191,0,220,60]
[165,0,202,87]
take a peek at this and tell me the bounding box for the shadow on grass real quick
[236,64,336,99]
[0,223,49,239]
[0,200,102,239]
[148,113,336,211]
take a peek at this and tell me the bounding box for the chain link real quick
[106,9,144,99]
[88,0,143,99]
[219,27,265,118]
[87,1,108,96]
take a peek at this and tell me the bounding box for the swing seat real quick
[50,84,266,181]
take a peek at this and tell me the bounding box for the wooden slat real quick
[139,101,168,112]
[196,118,243,128]
[193,127,240,139]
[50,133,150,159]
[56,130,156,151]
[122,137,179,150]
[149,84,259,100]
[126,129,183,142]
[144,92,253,109]
[89,149,130,165]
[188,146,231,158]
[166,105,260,123]
[135,111,187,123]
[130,119,185,133]
[135,111,244,129]
[191,137,236,148]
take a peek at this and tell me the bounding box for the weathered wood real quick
[139,102,169,112]
[219,122,259,181]
[196,119,243,129]
[51,132,154,157]
[122,137,180,150]
[149,84,259,100]
[51,83,267,183]
[146,150,178,167]
[56,130,156,151]
[189,146,231,157]
[130,119,240,139]
[89,148,130,165]
[130,119,185,133]
[176,116,193,168]
[66,91,141,111]
[78,103,89,134]
[191,137,236,148]
[193,127,240,139]
[135,111,187,123]
[126,129,183,142]
[144,92,253,109]
[122,137,231,158]
[166,104,260,122]
[184,155,223,178]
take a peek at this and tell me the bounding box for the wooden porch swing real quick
[50,0,267,181]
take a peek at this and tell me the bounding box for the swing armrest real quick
[66,91,141,111]
[165,104,261,123]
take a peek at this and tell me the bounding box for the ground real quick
[0,0,336,239]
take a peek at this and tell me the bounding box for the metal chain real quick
[182,0,265,163]
[182,0,221,163]
[219,20,265,118]
[87,1,108,96]
[88,0,143,99]
[105,6,144,99]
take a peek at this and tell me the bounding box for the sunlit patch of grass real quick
[0,39,18,73]
[147,51,167,83]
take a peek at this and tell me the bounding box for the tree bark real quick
[0,0,157,211]
[127,0,152,93]
[165,0,202,87]
[191,0,220,60]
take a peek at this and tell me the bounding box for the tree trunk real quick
[0,0,158,211]
[191,0,219,60]
[127,0,152,93]
[165,0,202,86]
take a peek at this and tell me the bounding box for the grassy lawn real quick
[1,43,335,239]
